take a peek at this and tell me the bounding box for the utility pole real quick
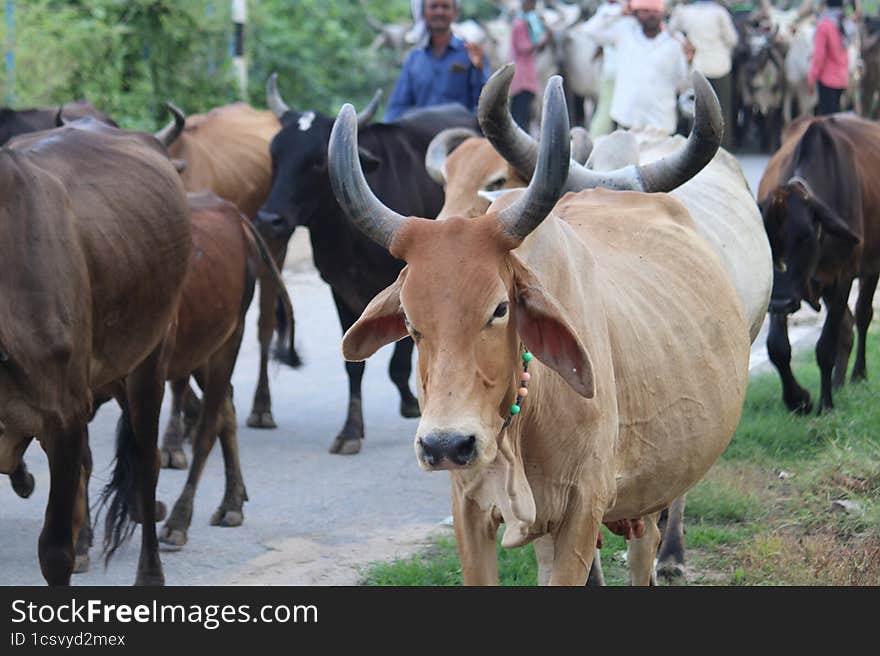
[232,0,247,101]
[5,0,14,106]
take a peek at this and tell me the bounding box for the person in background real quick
[668,0,739,149]
[384,0,491,121]
[809,0,854,115]
[589,0,637,136]
[509,0,552,131]
[582,0,693,135]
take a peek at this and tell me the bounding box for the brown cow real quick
[0,118,191,585]
[70,191,298,569]
[328,74,750,585]
[759,113,880,413]
[157,191,295,548]
[155,102,300,431]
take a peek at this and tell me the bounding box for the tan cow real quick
[327,73,750,585]
[427,67,771,583]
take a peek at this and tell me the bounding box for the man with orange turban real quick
[582,0,693,134]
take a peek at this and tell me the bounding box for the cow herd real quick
[0,58,877,585]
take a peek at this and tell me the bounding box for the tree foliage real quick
[0,0,433,131]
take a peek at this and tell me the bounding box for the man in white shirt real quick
[583,0,692,135]
[668,0,738,149]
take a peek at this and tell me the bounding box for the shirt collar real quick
[424,34,465,53]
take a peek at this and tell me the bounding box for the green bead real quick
[510,404,521,414]
[522,351,533,363]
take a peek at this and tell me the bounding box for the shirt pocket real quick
[443,62,470,102]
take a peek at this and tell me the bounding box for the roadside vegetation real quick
[361,325,880,586]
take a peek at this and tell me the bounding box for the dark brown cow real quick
[155,102,301,431]
[157,191,295,548]
[759,114,880,413]
[0,118,191,585]
[0,99,117,145]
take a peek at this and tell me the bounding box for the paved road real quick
[1,152,833,586]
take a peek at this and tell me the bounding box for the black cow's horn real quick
[328,104,406,250]
[478,64,539,181]
[154,102,186,147]
[425,127,480,184]
[565,72,722,193]
[496,75,570,241]
[266,72,290,119]
[357,89,383,128]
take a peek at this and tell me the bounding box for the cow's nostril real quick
[419,436,441,467]
[450,435,476,466]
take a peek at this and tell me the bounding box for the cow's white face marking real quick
[298,111,315,131]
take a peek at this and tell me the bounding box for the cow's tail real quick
[240,218,302,368]
[96,398,139,565]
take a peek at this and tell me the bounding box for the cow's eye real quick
[492,302,508,319]
[485,177,507,192]
[403,314,422,340]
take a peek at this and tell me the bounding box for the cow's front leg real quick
[329,291,366,454]
[451,482,500,585]
[767,312,812,413]
[626,512,662,586]
[817,280,855,413]
[39,423,85,586]
[548,503,601,585]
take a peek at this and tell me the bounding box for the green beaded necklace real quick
[501,350,532,430]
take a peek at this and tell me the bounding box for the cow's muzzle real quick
[255,210,292,239]
[768,297,801,315]
[418,431,477,469]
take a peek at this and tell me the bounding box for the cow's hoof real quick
[246,411,276,429]
[155,500,168,522]
[160,446,188,470]
[329,437,362,455]
[135,573,165,586]
[656,562,686,585]
[73,553,90,574]
[11,471,35,499]
[785,392,812,415]
[159,526,187,550]
[210,509,244,527]
[400,398,421,419]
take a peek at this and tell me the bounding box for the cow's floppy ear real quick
[806,195,861,244]
[358,146,381,174]
[342,268,408,361]
[510,255,595,399]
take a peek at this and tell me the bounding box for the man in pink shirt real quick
[509,0,551,131]
[809,0,852,115]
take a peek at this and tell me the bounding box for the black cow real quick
[759,114,880,414]
[0,99,116,145]
[256,74,479,454]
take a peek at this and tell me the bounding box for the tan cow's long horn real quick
[496,75,570,241]
[479,64,596,178]
[565,72,722,193]
[154,102,186,148]
[329,104,406,250]
[357,89,383,128]
[478,64,539,181]
[266,72,290,119]
[425,127,480,184]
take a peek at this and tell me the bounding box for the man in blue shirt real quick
[384,0,491,121]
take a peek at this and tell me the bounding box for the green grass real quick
[360,325,880,586]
